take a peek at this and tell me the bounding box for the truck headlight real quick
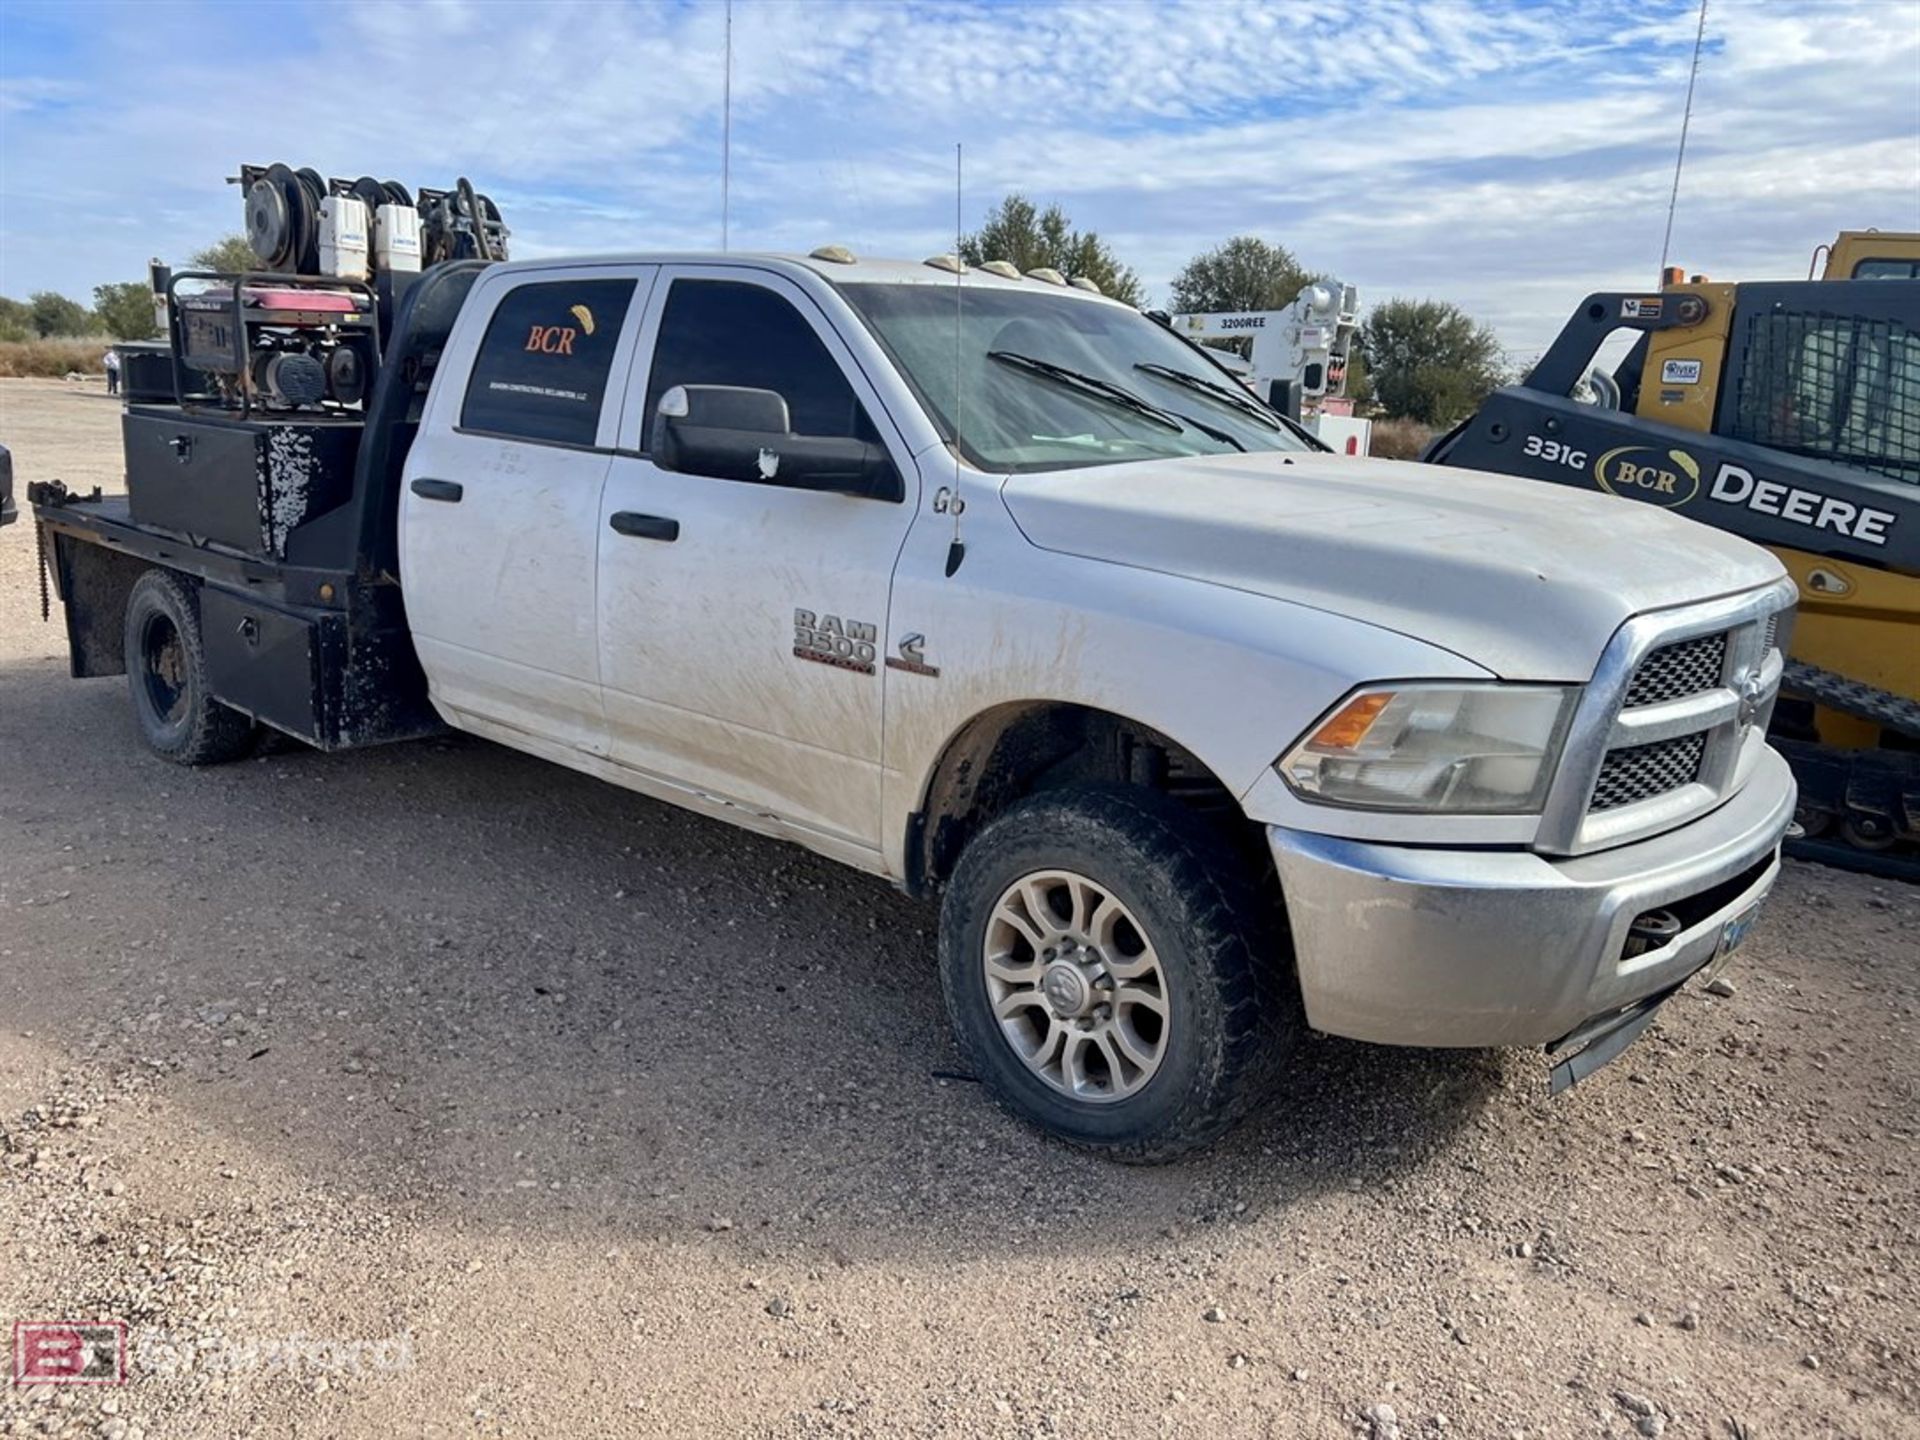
[1277,684,1577,814]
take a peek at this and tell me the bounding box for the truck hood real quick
[1001,452,1786,679]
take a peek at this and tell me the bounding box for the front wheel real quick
[123,569,257,765]
[938,786,1288,1162]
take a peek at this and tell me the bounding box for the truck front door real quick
[400,267,652,755]
[597,268,919,856]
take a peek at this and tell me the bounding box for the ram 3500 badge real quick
[794,609,879,674]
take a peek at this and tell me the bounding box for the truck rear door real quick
[400,266,654,756]
[596,267,919,855]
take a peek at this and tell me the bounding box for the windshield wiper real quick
[1132,362,1284,430]
[988,350,1185,434]
[988,352,1245,451]
[1162,408,1244,451]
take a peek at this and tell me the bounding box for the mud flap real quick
[1544,984,1682,1095]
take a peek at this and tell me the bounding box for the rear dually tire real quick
[123,569,257,766]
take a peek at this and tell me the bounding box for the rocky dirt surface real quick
[0,376,1915,1438]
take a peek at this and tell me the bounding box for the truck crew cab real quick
[29,179,1797,1159]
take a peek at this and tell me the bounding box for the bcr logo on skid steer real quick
[1593,444,1701,506]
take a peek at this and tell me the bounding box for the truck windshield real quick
[838,281,1318,473]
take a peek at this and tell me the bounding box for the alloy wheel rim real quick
[982,868,1169,1104]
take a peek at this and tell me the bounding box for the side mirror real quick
[651,384,901,501]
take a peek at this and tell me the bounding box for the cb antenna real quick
[721,0,733,250]
[954,141,963,483]
[943,142,967,578]
[1658,0,1708,281]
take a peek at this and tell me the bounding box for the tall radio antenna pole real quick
[954,140,963,459]
[721,0,733,251]
[1659,0,1708,281]
[942,142,967,579]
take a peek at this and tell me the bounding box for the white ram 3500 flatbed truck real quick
[31,250,1797,1159]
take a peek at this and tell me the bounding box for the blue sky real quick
[2,0,1915,355]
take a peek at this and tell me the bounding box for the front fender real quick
[879,494,1490,877]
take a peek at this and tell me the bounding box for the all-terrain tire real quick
[938,785,1290,1162]
[123,568,257,765]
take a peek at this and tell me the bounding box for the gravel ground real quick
[1,375,1915,1439]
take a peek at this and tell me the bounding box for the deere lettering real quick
[1709,463,1894,546]
[525,324,578,355]
[1220,316,1266,331]
[1593,445,1700,507]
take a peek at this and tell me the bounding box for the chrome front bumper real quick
[1268,746,1796,1048]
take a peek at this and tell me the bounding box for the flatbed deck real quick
[26,262,489,753]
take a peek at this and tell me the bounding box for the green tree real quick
[93,281,160,341]
[1166,236,1320,361]
[1359,297,1506,425]
[1168,236,1315,315]
[958,195,1143,306]
[1340,343,1373,408]
[189,235,259,273]
[0,296,31,343]
[27,291,99,338]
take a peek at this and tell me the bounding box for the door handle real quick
[410,478,464,503]
[609,511,679,542]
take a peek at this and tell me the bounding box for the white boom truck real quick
[1171,280,1371,454]
[32,238,1797,1160]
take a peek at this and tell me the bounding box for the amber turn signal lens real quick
[1308,691,1393,751]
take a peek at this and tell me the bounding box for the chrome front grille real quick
[1590,733,1708,810]
[1623,632,1727,708]
[1593,628,1730,814]
[1535,579,1798,856]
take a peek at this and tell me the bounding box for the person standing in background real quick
[103,347,121,396]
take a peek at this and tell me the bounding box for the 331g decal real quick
[1523,434,1587,470]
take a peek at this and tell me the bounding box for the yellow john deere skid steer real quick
[1425,231,1920,875]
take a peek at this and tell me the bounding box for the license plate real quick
[1715,900,1764,962]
